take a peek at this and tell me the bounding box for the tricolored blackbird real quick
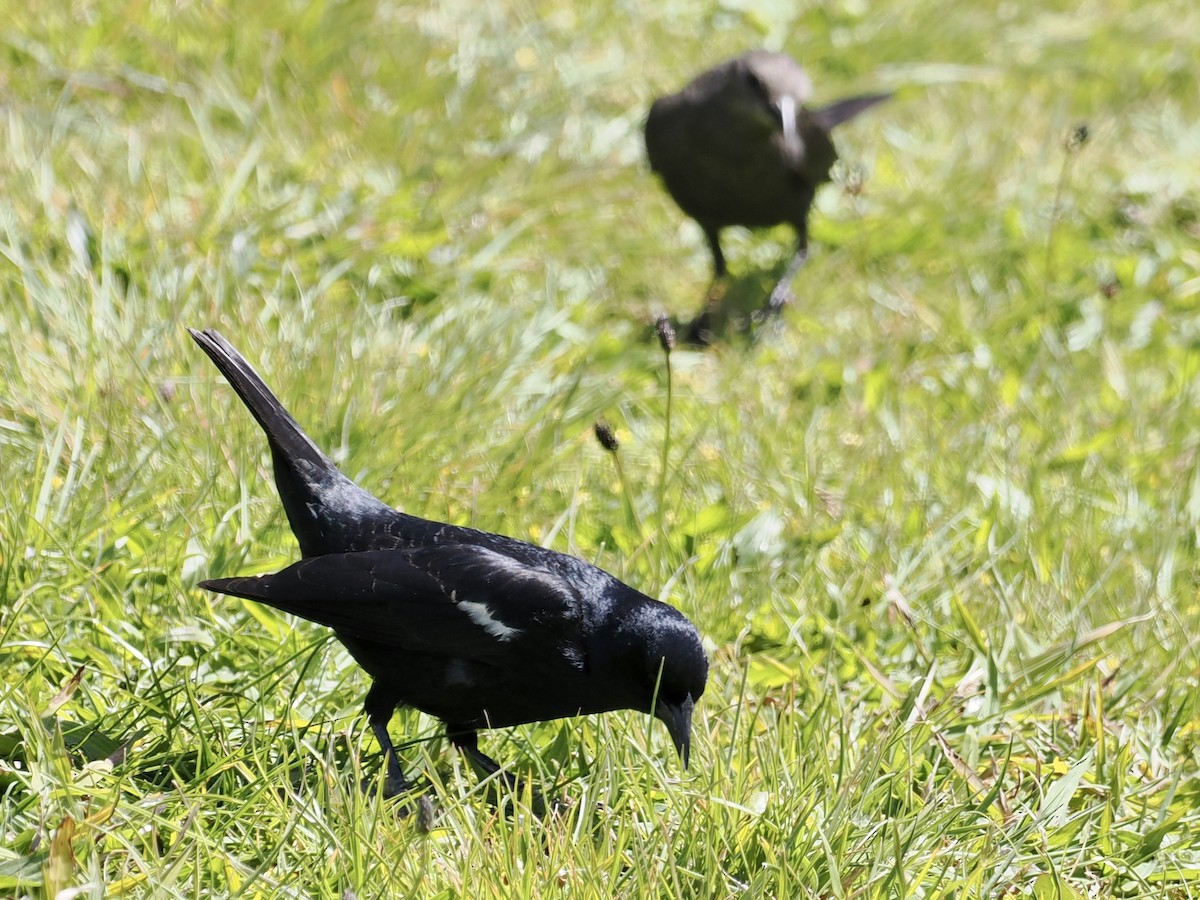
[190,329,708,797]
[645,50,890,340]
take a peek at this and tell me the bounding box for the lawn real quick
[2,0,1199,895]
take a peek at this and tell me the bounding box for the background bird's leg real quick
[762,231,809,318]
[686,229,728,345]
[707,228,727,281]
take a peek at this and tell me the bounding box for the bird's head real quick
[629,603,708,769]
[724,53,812,161]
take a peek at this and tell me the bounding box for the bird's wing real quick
[809,92,892,131]
[200,545,588,666]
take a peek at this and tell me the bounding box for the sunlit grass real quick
[2,0,1199,895]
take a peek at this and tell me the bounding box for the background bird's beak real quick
[778,94,801,158]
[658,695,695,768]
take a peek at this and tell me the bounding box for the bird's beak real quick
[657,695,695,769]
[778,94,801,157]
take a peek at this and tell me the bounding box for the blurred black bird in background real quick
[189,329,707,800]
[645,51,890,342]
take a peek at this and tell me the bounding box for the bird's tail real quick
[189,328,332,475]
[199,572,339,628]
[189,328,400,555]
[811,92,892,131]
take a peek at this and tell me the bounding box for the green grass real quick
[2,0,1200,895]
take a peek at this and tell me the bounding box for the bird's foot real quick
[451,731,552,817]
[479,772,550,819]
[684,275,731,346]
[749,283,795,343]
[540,793,590,819]
[466,755,550,817]
[382,770,415,800]
[761,283,794,318]
[759,245,806,325]
[360,772,439,829]
[684,314,714,347]
[360,768,414,800]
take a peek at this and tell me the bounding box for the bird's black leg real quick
[369,717,413,798]
[687,229,728,345]
[707,229,727,281]
[364,685,412,798]
[448,729,547,815]
[448,730,509,782]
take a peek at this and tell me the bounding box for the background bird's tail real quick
[811,92,892,131]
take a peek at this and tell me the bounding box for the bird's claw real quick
[763,283,794,316]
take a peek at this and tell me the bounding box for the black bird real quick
[645,50,890,340]
[189,329,708,798]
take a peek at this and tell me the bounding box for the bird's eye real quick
[742,69,769,101]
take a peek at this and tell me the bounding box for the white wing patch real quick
[458,599,522,641]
